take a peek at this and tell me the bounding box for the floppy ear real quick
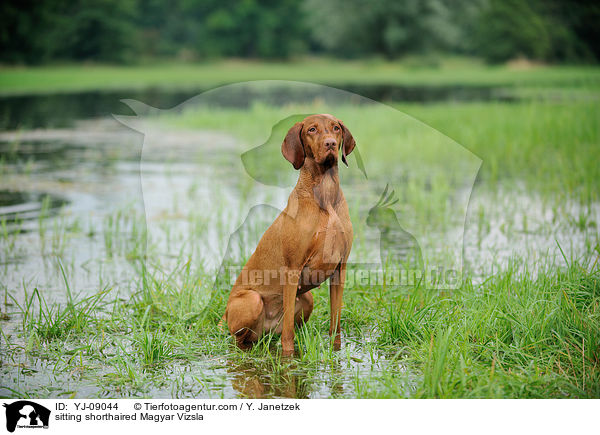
[339,120,356,167]
[281,121,305,169]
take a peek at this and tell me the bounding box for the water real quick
[0,84,596,399]
[0,83,519,130]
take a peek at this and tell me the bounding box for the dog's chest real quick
[299,207,351,291]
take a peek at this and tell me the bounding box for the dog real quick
[221,114,356,356]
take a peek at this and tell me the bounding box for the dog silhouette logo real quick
[3,401,51,432]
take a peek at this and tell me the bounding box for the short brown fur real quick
[221,114,356,355]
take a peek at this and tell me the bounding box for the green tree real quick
[474,0,600,63]
[0,0,138,64]
[1,0,598,64]
[55,0,139,62]
[199,0,306,58]
[304,0,482,58]
[473,0,550,63]
[0,0,58,64]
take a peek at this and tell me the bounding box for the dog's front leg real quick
[281,267,300,356]
[329,262,347,350]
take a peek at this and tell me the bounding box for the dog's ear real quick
[281,121,305,169]
[339,120,356,167]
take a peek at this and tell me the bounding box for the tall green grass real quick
[397,100,600,203]
[164,98,600,204]
[4,246,597,398]
[372,258,600,398]
[6,262,112,343]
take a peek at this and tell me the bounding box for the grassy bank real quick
[1,58,599,96]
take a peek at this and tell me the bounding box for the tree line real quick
[1,0,598,65]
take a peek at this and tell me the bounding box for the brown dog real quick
[221,114,355,356]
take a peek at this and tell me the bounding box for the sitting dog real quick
[222,114,355,355]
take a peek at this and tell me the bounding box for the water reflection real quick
[226,355,350,399]
[228,360,310,399]
[0,190,67,224]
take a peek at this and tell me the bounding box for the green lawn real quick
[1,58,599,96]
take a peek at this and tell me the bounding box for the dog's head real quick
[281,114,356,170]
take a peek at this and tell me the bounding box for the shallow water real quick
[0,83,520,130]
[0,86,597,399]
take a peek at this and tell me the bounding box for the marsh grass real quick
[103,205,146,260]
[2,233,598,397]
[2,176,598,398]
[133,329,174,366]
[396,100,600,204]
[1,70,599,398]
[0,216,22,254]
[165,98,600,206]
[8,263,112,343]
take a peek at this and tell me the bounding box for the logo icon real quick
[3,401,51,432]
[115,80,481,294]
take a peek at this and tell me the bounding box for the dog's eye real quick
[308,127,317,133]
[333,125,340,131]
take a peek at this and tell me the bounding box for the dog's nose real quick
[324,139,337,150]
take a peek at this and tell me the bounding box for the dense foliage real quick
[1,0,598,64]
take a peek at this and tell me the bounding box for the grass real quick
[379,258,600,398]
[396,100,600,204]
[1,62,599,398]
[2,237,598,398]
[162,97,600,205]
[6,261,112,343]
[1,195,597,398]
[0,57,599,96]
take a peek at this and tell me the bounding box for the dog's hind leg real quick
[226,289,265,350]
